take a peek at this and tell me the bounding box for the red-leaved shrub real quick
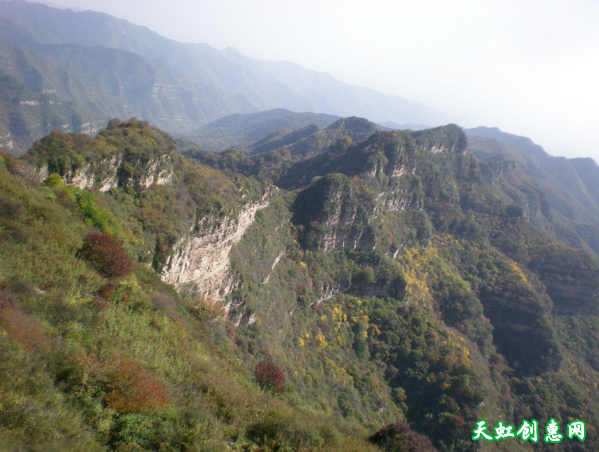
[98,283,115,298]
[69,354,170,414]
[0,292,50,352]
[104,359,171,414]
[0,290,17,310]
[255,359,285,393]
[79,233,132,278]
[369,422,439,452]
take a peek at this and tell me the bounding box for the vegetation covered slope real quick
[0,43,133,121]
[194,123,599,452]
[178,116,384,184]
[0,72,106,154]
[467,128,599,261]
[0,120,379,452]
[0,36,255,155]
[179,109,341,152]
[31,43,256,133]
[1,119,599,452]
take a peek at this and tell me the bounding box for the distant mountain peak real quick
[325,116,379,134]
[465,126,548,157]
[0,0,447,153]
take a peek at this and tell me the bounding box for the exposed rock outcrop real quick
[0,132,13,150]
[531,262,599,315]
[293,162,423,252]
[161,187,276,301]
[49,153,174,192]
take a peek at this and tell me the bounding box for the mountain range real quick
[1,1,599,451]
[179,112,599,263]
[2,118,598,451]
[0,0,446,155]
[465,127,599,259]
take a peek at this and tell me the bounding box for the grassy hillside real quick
[0,120,380,451]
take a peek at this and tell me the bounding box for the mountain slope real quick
[33,42,256,132]
[246,116,381,158]
[180,108,340,151]
[178,116,384,182]
[216,46,447,124]
[186,122,599,451]
[466,127,599,259]
[0,0,446,127]
[0,43,134,117]
[0,73,106,153]
[466,126,549,157]
[0,2,260,154]
[0,120,380,452]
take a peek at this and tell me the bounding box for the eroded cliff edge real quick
[161,186,276,302]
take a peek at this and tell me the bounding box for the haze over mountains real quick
[0,0,446,154]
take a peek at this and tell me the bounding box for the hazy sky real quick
[42,0,599,161]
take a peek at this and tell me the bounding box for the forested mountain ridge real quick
[183,119,599,262]
[0,0,445,154]
[177,116,384,184]
[0,42,136,153]
[466,127,599,260]
[1,118,598,451]
[179,109,342,152]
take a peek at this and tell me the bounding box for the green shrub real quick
[44,173,65,187]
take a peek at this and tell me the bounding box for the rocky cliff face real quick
[38,153,174,192]
[161,187,276,302]
[0,131,13,151]
[290,132,426,253]
[531,262,599,315]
